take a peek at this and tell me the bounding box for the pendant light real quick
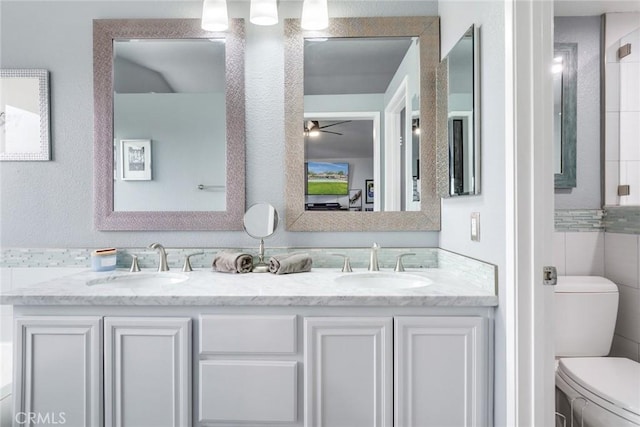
[250,0,279,26]
[301,0,329,30]
[201,0,229,32]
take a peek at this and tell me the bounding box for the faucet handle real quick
[394,253,416,272]
[129,255,141,272]
[182,251,204,272]
[330,253,353,273]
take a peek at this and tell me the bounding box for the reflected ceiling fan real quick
[304,120,351,137]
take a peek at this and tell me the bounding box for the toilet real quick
[554,276,640,427]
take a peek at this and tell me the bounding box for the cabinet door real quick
[394,316,488,427]
[104,317,191,427]
[14,316,102,427]
[304,317,392,427]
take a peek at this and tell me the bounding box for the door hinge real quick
[618,43,632,60]
[543,266,558,286]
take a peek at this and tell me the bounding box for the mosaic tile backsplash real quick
[604,206,640,234]
[554,209,604,232]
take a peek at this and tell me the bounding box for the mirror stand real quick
[252,239,270,273]
[243,203,279,273]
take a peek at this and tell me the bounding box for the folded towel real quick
[268,252,313,275]
[212,250,254,274]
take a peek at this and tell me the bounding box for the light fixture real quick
[301,0,329,30]
[552,63,563,74]
[250,0,278,26]
[201,0,229,32]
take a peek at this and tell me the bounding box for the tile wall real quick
[554,209,640,362]
[604,14,640,206]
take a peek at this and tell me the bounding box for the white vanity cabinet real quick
[198,315,298,425]
[303,316,489,427]
[394,316,489,427]
[13,316,103,427]
[304,317,393,427]
[13,315,191,427]
[104,317,191,427]
[12,309,491,427]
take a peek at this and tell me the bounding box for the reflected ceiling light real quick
[250,0,279,26]
[301,0,329,30]
[201,0,229,32]
[412,118,421,135]
[552,63,563,74]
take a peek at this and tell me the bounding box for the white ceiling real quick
[554,0,640,16]
[305,120,374,159]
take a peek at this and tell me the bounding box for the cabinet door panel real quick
[14,316,102,427]
[394,316,488,427]
[304,317,392,427]
[199,360,297,423]
[104,317,191,427]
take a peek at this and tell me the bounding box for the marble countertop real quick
[0,268,498,307]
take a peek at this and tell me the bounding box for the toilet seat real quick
[557,357,640,424]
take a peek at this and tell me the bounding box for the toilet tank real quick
[555,276,619,357]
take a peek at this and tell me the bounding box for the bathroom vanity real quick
[2,264,497,427]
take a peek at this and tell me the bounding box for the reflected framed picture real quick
[121,139,151,181]
[365,179,374,204]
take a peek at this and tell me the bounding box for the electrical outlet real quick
[471,212,480,242]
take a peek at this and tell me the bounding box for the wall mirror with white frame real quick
[0,69,50,161]
[436,25,481,197]
[93,19,246,230]
[285,17,441,231]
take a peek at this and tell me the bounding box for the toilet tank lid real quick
[555,276,618,293]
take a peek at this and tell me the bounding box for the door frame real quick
[506,0,556,425]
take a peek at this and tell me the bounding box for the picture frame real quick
[365,179,374,204]
[121,139,152,181]
[0,69,50,161]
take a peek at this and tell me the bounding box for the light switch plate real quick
[471,212,480,241]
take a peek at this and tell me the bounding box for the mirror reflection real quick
[303,36,421,212]
[113,39,227,212]
[445,26,479,196]
[553,43,577,188]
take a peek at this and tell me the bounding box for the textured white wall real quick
[554,16,602,209]
[0,0,440,249]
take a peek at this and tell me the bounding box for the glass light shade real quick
[301,0,329,30]
[201,0,229,32]
[250,0,279,26]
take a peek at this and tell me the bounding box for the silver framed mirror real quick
[284,17,441,231]
[0,69,50,161]
[436,25,481,197]
[93,19,246,230]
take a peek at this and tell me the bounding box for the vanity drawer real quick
[199,315,297,354]
[198,360,297,423]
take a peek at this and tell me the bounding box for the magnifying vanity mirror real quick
[93,19,246,230]
[437,25,481,197]
[285,17,441,231]
[553,43,577,188]
[243,203,279,273]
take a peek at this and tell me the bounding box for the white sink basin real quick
[334,272,432,289]
[86,272,189,288]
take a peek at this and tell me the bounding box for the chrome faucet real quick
[148,243,169,272]
[368,243,380,271]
